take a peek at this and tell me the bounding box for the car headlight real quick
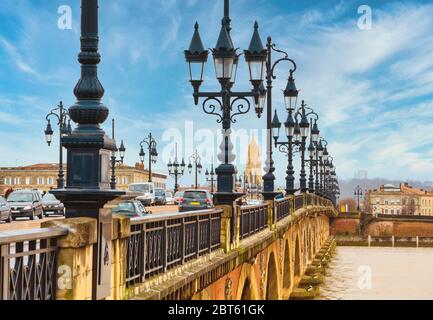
[24,206,32,210]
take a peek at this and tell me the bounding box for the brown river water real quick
[317,246,433,300]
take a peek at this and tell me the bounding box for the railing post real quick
[141,223,146,282]
[265,199,275,229]
[41,218,97,300]
[208,214,212,254]
[1,244,9,300]
[196,216,200,259]
[163,220,168,272]
[216,204,238,252]
[181,218,186,264]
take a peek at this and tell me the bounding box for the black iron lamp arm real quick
[305,107,319,121]
[268,44,297,79]
[46,107,69,126]
[140,137,156,149]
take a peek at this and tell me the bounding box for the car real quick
[246,199,263,206]
[0,196,12,223]
[275,192,285,200]
[154,188,166,205]
[165,191,174,205]
[173,191,184,205]
[129,182,155,206]
[178,189,214,212]
[112,200,149,218]
[7,189,44,220]
[42,193,65,216]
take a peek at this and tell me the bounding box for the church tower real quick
[245,134,263,185]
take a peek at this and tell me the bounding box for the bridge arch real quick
[294,235,301,278]
[282,240,292,289]
[235,263,259,300]
[308,226,314,261]
[266,252,279,300]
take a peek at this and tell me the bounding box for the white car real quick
[246,199,263,206]
[128,182,155,206]
[165,192,174,205]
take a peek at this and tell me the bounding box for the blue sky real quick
[1,0,433,189]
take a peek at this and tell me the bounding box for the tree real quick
[363,192,372,214]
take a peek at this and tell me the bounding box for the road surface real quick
[0,205,179,233]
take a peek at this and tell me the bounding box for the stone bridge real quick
[0,194,336,300]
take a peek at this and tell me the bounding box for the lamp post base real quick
[215,163,236,194]
[261,191,279,201]
[51,188,125,300]
[213,192,245,206]
[262,172,275,193]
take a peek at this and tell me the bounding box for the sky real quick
[0,0,433,189]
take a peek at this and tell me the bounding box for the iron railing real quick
[239,204,268,240]
[0,228,68,300]
[294,195,304,211]
[275,197,292,221]
[126,208,222,287]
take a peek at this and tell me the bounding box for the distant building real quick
[0,163,167,196]
[245,135,262,186]
[366,183,433,216]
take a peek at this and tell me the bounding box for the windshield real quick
[155,189,164,196]
[43,193,57,201]
[183,191,207,200]
[165,192,173,197]
[129,184,150,193]
[8,193,33,202]
[113,202,135,213]
[174,192,183,198]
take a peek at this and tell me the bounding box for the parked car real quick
[246,199,263,206]
[275,192,285,200]
[165,191,174,205]
[7,189,44,220]
[129,182,155,206]
[154,188,166,205]
[0,196,12,223]
[42,193,65,216]
[173,191,184,205]
[179,189,214,212]
[112,200,149,218]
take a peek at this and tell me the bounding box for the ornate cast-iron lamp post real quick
[168,144,186,194]
[306,116,320,193]
[188,150,203,189]
[354,185,363,211]
[110,119,126,190]
[205,162,216,193]
[315,138,328,196]
[185,0,267,205]
[51,0,125,300]
[272,100,314,194]
[44,101,72,189]
[139,133,158,182]
[261,37,298,199]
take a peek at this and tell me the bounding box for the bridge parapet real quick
[0,194,336,300]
